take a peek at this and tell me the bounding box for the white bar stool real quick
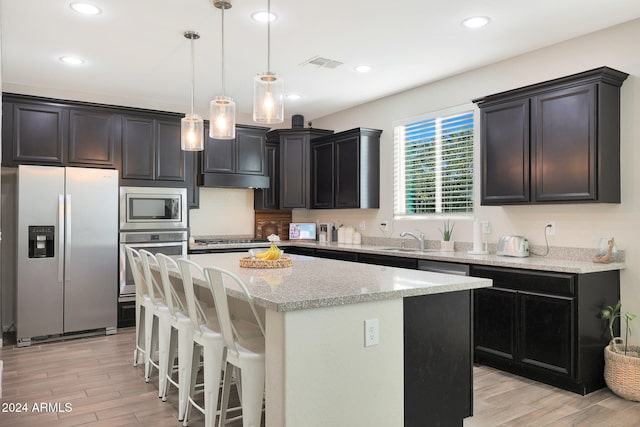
[157,253,199,421]
[125,246,151,369]
[138,249,171,395]
[204,265,266,427]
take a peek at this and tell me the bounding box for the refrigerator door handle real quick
[58,194,65,283]
[65,194,72,282]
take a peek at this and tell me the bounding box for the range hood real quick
[198,173,270,189]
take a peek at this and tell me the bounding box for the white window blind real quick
[394,107,474,216]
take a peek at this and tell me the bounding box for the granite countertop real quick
[185,252,491,312]
[287,242,626,274]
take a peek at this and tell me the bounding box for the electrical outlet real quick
[481,220,491,234]
[380,221,390,232]
[545,222,556,236]
[359,221,366,230]
[364,318,379,347]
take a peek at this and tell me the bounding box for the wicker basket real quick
[239,256,292,269]
[604,338,640,402]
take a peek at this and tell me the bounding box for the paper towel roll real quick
[472,219,483,252]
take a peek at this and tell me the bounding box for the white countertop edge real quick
[254,278,492,312]
[290,242,626,274]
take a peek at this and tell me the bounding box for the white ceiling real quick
[2,0,640,122]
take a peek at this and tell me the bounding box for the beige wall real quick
[300,19,640,342]
[189,187,256,237]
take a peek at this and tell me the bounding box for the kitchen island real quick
[185,252,492,427]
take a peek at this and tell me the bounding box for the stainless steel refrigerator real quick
[5,165,118,346]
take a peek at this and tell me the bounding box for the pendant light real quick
[253,0,284,124]
[181,31,205,151]
[210,0,236,140]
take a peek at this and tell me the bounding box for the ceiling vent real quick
[300,56,343,69]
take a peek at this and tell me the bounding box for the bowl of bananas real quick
[239,235,292,269]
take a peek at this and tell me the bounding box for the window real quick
[394,106,474,217]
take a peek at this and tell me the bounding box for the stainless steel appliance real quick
[3,165,118,347]
[118,230,187,298]
[119,186,187,231]
[496,236,530,257]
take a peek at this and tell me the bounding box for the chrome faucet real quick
[400,230,425,251]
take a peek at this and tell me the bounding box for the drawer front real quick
[471,266,575,296]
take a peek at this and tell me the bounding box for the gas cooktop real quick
[194,238,269,245]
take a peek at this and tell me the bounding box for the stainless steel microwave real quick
[119,186,188,231]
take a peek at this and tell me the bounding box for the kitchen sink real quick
[379,247,439,253]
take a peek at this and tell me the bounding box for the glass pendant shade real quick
[253,71,284,124]
[209,96,236,139]
[181,114,204,151]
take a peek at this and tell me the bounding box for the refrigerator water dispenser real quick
[28,225,55,258]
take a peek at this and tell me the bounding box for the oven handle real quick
[120,241,187,249]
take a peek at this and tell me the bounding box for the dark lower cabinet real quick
[474,287,516,360]
[404,291,472,426]
[472,265,620,394]
[519,291,574,375]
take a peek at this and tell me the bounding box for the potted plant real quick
[439,220,455,252]
[600,300,640,401]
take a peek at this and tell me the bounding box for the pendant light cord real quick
[267,0,271,72]
[189,35,195,115]
[221,4,226,97]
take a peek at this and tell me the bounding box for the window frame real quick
[393,103,476,220]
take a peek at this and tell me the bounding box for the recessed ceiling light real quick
[60,56,85,65]
[251,11,277,22]
[354,65,372,73]
[286,93,301,100]
[462,16,490,29]
[70,2,102,15]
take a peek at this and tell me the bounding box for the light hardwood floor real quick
[1,328,639,426]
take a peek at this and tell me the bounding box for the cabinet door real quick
[519,292,574,376]
[203,133,234,173]
[121,116,155,180]
[68,109,117,167]
[280,133,308,208]
[474,287,517,360]
[236,129,265,175]
[533,84,596,202]
[480,99,530,204]
[311,140,334,208]
[8,103,66,164]
[335,134,360,208]
[185,150,200,208]
[255,143,279,210]
[156,119,185,181]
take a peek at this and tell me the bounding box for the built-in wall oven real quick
[118,230,188,298]
[118,187,188,326]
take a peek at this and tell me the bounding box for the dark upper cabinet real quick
[474,67,628,205]
[3,102,66,164]
[202,125,266,175]
[254,141,280,210]
[68,108,118,167]
[480,99,530,204]
[471,265,620,394]
[121,114,185,183]
[155,119,184,181]
[2,95,118,168]
[200,125,270,189]
[310,128,382,209]
[184,150,199,209]
[310,139,334,208]
[121,115,155,180]
[266,128,333,209]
